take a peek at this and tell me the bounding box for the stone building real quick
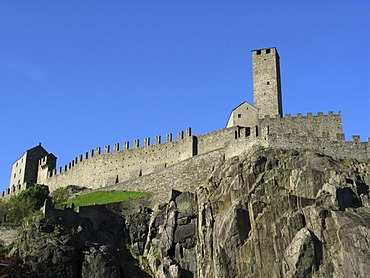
[6,143,56,197]
[2,47,369,198]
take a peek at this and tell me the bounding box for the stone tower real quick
[252,47,283,118]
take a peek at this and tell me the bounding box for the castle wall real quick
[45,131,196,191]
[259,112,343,141]
[267,133,370,162]
[103,148,226,206]
[197,127,239,155]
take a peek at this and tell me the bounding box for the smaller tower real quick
[252,47,283,118]
[37,153,57,185]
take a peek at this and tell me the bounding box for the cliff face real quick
[194,147,370,277]
[14,147,370,278]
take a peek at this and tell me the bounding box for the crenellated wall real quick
[45,128,197,191]
[260,111,342,141]
[2,110,369,199]
[266,132,370,161]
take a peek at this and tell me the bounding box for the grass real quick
[64,190,150,207]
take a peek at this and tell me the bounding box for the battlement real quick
[44,128,196,191]
[260,111,343,141]
[49,128,192,177]
[260,111,341,120]
[267,132,370,161]
[1,181,31,199]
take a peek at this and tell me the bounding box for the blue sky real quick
[0,1,369,192]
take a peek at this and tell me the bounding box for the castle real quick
[3,47,369,198]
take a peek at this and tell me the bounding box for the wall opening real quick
[266,48,271,54]
[256,125,259,137]
[256,50,261,55]
[246,127,251,137]
[238,114,242,118]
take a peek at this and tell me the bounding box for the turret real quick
[37,153,57,184]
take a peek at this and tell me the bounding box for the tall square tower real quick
[252,47,283,118]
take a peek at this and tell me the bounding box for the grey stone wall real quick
[46,132,196,192]
[41,111,368,194]
[267,133,370,162]
[104,149,225,206]
[197,127,238,155]
[260,112,343,141]
[2,109,368,200]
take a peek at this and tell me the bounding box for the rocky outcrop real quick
[11,147,370,277]
[17,205,150,278]
[194,147,370,277]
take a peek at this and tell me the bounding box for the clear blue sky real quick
[0,1,369,192]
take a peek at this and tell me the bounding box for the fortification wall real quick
[2,182,28,199]
[46,129,196,191]
[197,126,240,155]
[260,112,343,141]
[267,133,370,161]
[103,148,226,206]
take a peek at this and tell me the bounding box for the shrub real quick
[51,187,69,206]
[0,184,49,225]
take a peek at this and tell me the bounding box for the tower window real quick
[267,81,270,85]
[266,48,271,54]
[238,114,242,118]
[256,50,261,55]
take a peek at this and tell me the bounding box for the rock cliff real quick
[9,147,370,277]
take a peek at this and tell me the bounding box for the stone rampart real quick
[267,133,370,161]
[260,112,342,141]
[3,109,368,199]
[45,129,196,191]
[1,182,31,200]
[197,126,241,155]
[103,148,226,206]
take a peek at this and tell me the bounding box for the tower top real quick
[251,47,279,57]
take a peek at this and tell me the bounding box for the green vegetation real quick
[64,190,150,207]
[0,184,48,225]
[51,187,69,208]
